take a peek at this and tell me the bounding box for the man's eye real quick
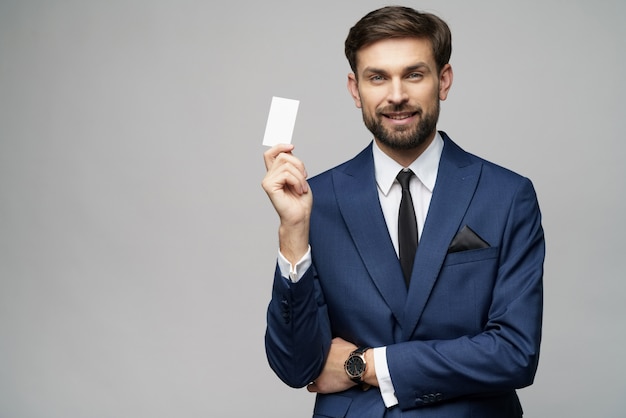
[370,75,384,82]
[408,73,423,79]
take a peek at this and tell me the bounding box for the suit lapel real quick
[333,145,407,326]
[402,134,482,340]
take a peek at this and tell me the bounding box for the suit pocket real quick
[426,246,501,337]
[443,246,499,266]
[313,394,352,418]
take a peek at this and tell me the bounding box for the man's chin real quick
[377,137,424,150]
[376,126,437,150]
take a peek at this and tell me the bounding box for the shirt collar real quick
[373,131,443,196]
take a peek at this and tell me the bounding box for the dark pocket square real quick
[448,225,490,253]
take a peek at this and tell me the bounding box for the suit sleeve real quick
[387,177,545,410]
[265,263,332,388]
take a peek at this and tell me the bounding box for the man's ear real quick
[439,64,453,101]
[347,73,362,108]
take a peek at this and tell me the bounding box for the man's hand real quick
[262,144,312,264]
[308,338,380,394]
[307,337,357,394]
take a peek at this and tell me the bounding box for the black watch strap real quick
[351,346,371,390]
[354,346,371,355]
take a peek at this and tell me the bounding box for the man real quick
[261,6,544,417]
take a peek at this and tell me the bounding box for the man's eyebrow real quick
[406,62,430,72]
[362,66,388,75]
[362,62,431,75]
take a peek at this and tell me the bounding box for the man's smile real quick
[380,110,420,126]
[383,111,418,120]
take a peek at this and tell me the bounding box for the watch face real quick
[345,355,365,378]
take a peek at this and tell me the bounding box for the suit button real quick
[419,394,440,404]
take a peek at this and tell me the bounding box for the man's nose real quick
[387,79,409,104]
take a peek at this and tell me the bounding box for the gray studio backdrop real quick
[1,0,624,417]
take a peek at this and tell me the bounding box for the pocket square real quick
[448,225,490,253]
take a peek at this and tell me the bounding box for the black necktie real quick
[397,169,417,287]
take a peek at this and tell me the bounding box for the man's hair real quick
[345,6,452,75]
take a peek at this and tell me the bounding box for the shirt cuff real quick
[373,346,398,408]
[277,247,312,283]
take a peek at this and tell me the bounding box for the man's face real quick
[348,37,452,153]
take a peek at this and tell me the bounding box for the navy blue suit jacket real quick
[265,133,544,417]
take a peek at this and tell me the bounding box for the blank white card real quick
[262,96,300,146]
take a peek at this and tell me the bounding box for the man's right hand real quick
[262,144,312,265]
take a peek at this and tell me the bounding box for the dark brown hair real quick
[345,6,452,74]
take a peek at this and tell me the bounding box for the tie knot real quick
[396,169,414,190]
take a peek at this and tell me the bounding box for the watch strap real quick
[353,346,371,355]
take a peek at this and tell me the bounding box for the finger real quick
[265,159,309,194]
[272,170,307,195]
[271,152,305,174]
[264,159,309,193]
[306,382,317,393]
[265,146,308,181]
[271,151,307,179]
[263,143,295,170]
[266,154,306,182]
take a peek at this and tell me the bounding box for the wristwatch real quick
[344,346,371,386]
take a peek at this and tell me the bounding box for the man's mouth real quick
[383,112,418,120]
[379,108,421,126]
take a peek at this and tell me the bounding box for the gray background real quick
[0,0,624,416]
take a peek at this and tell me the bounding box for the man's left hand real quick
[307,337,372,394]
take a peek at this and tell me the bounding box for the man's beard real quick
[362,101,440,150]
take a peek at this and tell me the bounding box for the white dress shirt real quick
[277,133,443,407]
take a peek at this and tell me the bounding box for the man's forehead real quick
[355,37,436,72]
